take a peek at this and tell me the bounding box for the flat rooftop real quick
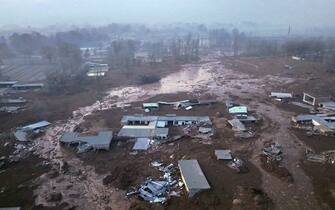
[178,160,210,191]
[60,131,113,146]
[121,115,211,124]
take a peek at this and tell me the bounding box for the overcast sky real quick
[0,0,335,28]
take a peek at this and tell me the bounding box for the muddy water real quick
[33,57,317,210]
[33,60,223,210]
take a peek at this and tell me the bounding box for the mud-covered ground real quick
[1,54,334,210]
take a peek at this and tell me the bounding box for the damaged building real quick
[14,121,51,141]
[292,114,335,136]
[60,131,113,150]
[178,159,210,197]
[118,115,211,140]
[303,93,333,107]
[270,92,293,102]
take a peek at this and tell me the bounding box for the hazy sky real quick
[0,0,335,28]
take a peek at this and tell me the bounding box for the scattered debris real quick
[292,56,303,61]
[306,149,335,164]
[198,127,212,134]
[132,138,151,150]
[185,106,193,111]
[14,121,51,142]
[284,64,293,70]
[235,131,255,139]
[228,119,246,132]
[77,143,93,153]
[227,158,247,173]
[292,114,335,136]
[127,161,181,204]
[263,142,283,161]
[60,131,113,151]
[215,150,233,160]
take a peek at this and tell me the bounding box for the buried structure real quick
[292,114,335,136]
[178,159,211,197]
[118,114,211,140]
[14,120,51,141]
[60,131,113,150]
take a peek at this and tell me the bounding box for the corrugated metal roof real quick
[22,121,51,130]
[121,115,211,124]
[0,81,18,85]
[143,103,159,108]
[293,114,335,130]
[270,92,293,98]
[229,106,247,114]
[178,160,210,191]
[118,126,168,138]
[60,131,113,147]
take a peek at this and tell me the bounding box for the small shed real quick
[143,103,159,110]
[178,160,210,197]
[270,92,293,99]
[215,150,233,160]
[229,106,247,115]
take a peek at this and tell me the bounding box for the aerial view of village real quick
[0,1,335,210]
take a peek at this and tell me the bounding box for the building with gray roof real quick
[60,131,113,150]
[178,160,210,197]
[292,114,335,135]
[117,125,168,140]
[121,114,211,126]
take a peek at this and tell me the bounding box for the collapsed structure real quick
[60,131,113,150]
[14,121,51,141]
[302,93,333,107]
[226,101,257,137]
[292,114,335,136]
[270,92,293,102]
[0,98,27,113]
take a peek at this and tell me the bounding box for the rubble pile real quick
[182,122,214,143]
[126,161,182,204]
[262,142,282,162]
[227,158,248,173]
[260,142,293,182]
[235,131,255,139]
[306,149,335,164]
